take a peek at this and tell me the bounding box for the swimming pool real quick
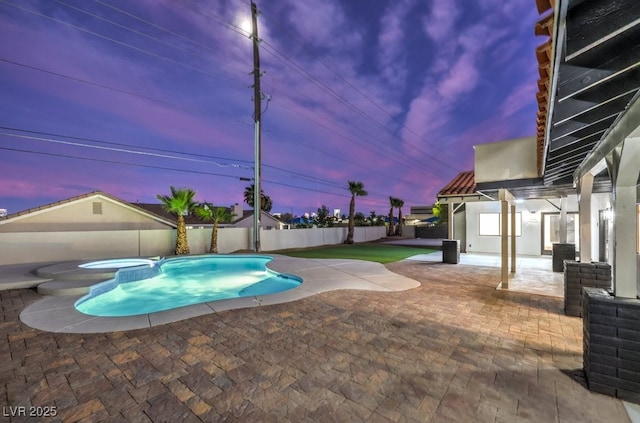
[74,255,302,317]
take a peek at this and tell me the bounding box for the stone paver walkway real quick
[0,260,631,422]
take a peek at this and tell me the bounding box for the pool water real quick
[75,255,302,317]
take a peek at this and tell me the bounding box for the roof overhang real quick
[540,0,640,188]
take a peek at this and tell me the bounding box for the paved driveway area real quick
[0,260,632,422]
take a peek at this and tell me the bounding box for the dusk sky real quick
[0,0,540,217]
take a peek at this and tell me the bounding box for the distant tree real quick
[195,202,235,253]
[388,197,401,236]
[354,212,367,226]
[432,201,448,225]
[316,205,332,228]
[369,210,377,226]
[297,214,312,229]
[368,210,383,226]
[345,181,368,244]
[157,186,197,255]
[243,184,273,212]
[280,212,294,225]
[394,198,405,236]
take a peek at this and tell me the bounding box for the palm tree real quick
[243,184,273,212]
[195,203,236,253]
[387,197,396,236]
[345,180,367,244]
[395,198,405,236]
[157,186,197,255]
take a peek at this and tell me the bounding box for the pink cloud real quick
[422,0,459,41]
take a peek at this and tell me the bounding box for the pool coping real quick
[19,254,421,333]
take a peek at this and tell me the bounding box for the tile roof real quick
[535,0,554,177]
[135,203,235,226]
[438,171,476,196]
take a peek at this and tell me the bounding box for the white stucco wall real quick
[474,137,538,183]
[465,198,571,255]
[463,193,612,257]
[0,226,386,265]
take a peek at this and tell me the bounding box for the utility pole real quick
[251,0,261,252]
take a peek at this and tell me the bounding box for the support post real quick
[499,189,514,288]
[447,202,454,240]
[608,133,640,298]
[501,199,509,287]
[559,196,568,244]
[511,203,516,274]
[578,173,594,263]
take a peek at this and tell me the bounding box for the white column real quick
[447,202,454,240]
[501,199,509,287]
[610,133,640,298]
[559,196,568,244]
[499,189,514,288]
[579,173,594,263]
[511,204,516,274]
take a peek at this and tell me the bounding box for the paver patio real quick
[0,260,632,422]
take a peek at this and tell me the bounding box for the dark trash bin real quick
[552,243,576,272]
[442,240,460,264]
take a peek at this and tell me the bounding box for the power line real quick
[0,131,252,169]
[13,0,446,182]
[0,58,182,109]
[169,0,449,178]
[1,0,244,84]
[0,126,351,192]
[2,1,436,207]
[257,5,461,168]
[0,146,363,202]
[0,126,253,166]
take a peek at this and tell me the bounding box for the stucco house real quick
[438,0,640,402]
[0,191,176,232]
[0,191,285,264]
[437,139,614,259]
[0,191,284,233]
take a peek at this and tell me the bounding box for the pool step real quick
[37,278,107,296]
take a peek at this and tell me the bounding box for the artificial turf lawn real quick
[279,244,435,264]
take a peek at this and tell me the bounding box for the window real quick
[478,213,521,236]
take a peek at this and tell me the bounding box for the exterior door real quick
[541,212,580,255]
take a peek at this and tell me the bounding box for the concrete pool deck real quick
[1,257,637,422]
[12,255,420,333]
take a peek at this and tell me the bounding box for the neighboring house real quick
[404,205,437,226]
[0,192,284,232]
[134,203,216,229]
[230,204,285,230]
[0,191,176,232]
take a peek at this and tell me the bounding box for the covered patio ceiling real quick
[536,0,640,188]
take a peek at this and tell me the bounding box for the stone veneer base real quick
[583,287,640,404]
[564,261,612,317]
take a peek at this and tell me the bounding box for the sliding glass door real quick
[541,212,579,255]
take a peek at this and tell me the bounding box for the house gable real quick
[233,210,284,230]
[0,192,175,232]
